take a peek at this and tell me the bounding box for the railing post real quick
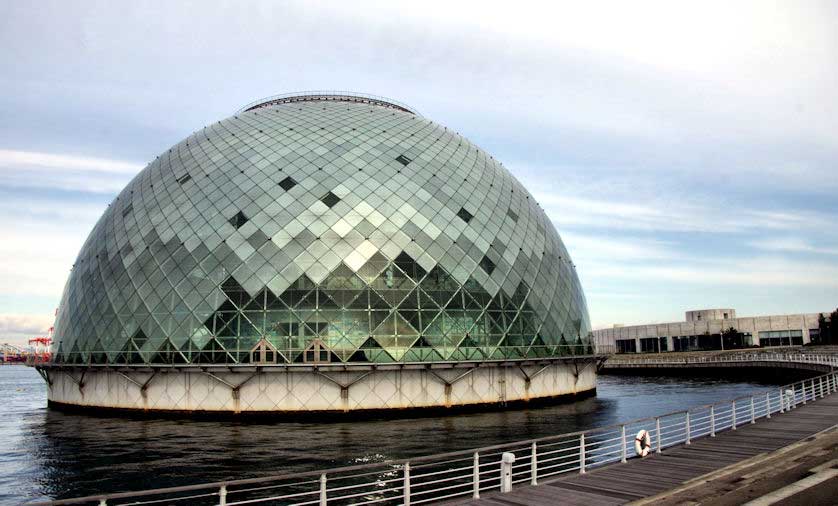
[802,382,807,404]
[685,411,691,444]
[766,391,771,419]
[473,452,480,499]
[620,425,627,462]
[403,462,411,506]
[579,434,586,474]
[219,485,227,506]
[99,500,107,506]
[500,452,515,493]
[710,405,716,436]
[530,442,538,485]
[732,400,737,430]
[655,417,661,453]
[820,377,825,398]
[319,473,327,506]
[750,396,755,424]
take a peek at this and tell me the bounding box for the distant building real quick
[593,309,825,354]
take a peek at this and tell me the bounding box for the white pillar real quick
[500,453,515,493]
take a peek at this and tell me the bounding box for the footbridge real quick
[602,352,838,374]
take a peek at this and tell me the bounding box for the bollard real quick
[500,452,515,493]
[473,452,480,499]
[219,485,227,506]
[710,405,715,437]
[579,434,586,474]
[655,417,662,454]
[99,500,107,506]
[531,442,538,485]
[319,474,327,506]
[620,425,627,463]
[766,391,771,419]
[403,463,411,506]
[685,411,691,445]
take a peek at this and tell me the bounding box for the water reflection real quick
[1,367,773,504]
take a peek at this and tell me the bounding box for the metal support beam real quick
[316,370,372,400]
[203,371,259,401]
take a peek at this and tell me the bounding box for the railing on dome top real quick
[29,367,838,506]
[237,91,421,116]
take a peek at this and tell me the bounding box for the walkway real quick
[602,351,838,374]
[445,395,838,505]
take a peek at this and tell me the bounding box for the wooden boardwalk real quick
[444,395,838,505]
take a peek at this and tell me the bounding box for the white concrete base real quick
[41,361,597,414]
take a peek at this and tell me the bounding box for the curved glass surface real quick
[52,96,591,364]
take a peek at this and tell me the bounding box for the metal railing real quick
[32,369,838,506]
[605,352,838,368]
[237,91,420,116]
[40,344,611,368]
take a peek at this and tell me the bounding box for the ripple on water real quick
[0,366,773,505]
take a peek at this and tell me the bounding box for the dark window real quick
[456,207,473,223]
[479,255,495,275]
[616,339,637,353]
[176,174,192,185]
[507,209,518,222]
[279,176,297,191]
[321,191,340,208]
[229,211,248,229]
[122,203,133,217]
[396,154,412,166]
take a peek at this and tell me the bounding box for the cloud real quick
[0,314,54,347]
[0,149,141,193]
[581,256,838,288]
[748,238,838,255]
[560,232,675,261]
[537,191,833,234]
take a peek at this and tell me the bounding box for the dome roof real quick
[52,93,590,365]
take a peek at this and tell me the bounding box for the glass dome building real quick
[40,93,597,414]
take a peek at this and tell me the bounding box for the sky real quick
[1,1,837,346]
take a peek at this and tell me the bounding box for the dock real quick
[444,394,838,505]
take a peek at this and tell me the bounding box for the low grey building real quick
[593,309,826,353]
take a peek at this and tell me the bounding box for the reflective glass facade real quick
[52,94,591,365]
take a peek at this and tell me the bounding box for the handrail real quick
[30,366,838,506]
[237,91,421,116]
[36,344,613,369]
[605,352,838,367]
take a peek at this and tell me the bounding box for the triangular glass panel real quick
[221,276,249,307]
[317,289,340,309]
[243,289,267,310]
[368,289,391,310]
[357,252,389,284]
[394,251,427,283]
[418,289,439,310]
[347,289,370,309]
[296,290,319,310]
[323,263,366,290]
[394,312,418,336]
[445,290,465,310]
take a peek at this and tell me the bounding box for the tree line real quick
[816,308,838,345]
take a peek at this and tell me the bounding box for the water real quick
[0,365,779,505]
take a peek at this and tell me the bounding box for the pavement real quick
[630,425,838,505]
